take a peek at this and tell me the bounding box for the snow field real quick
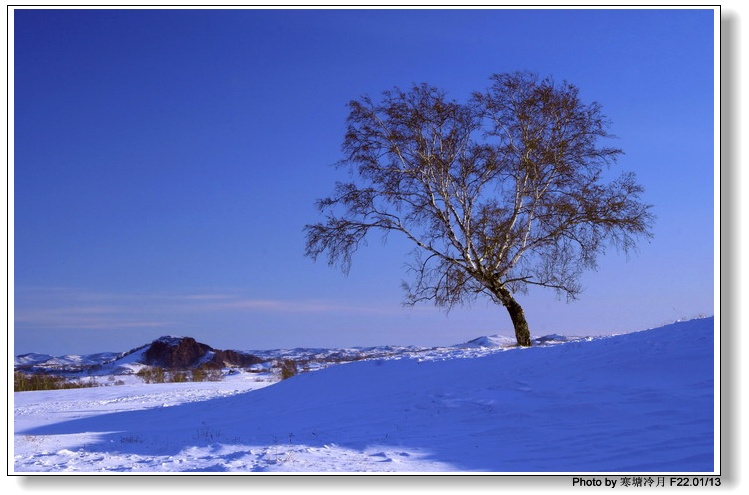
[13,318,715,473]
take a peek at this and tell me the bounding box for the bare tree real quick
[305,72,654,346]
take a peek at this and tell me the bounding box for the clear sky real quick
[11,7,717,355]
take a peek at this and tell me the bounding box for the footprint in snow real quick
[370,452,393,462]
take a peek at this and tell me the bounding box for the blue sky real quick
[12,7,716,355]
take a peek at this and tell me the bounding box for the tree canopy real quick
[305,72,654,346]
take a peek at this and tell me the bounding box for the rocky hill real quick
[15,332,583,376]
[15,336,265,374]
[140,336,264,369]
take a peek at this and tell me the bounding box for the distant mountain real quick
[457,335,518,348]
[14,352,123,372]
[14,336,264,375]
[14,353,55,368]
[14,332,588,376]
[143,336,263,369]
[456,333,588,348]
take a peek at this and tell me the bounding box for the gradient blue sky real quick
[12,7,717,355]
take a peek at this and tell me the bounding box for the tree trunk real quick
[495,286,532,347]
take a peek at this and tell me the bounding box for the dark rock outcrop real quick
[143,336,263,369]
[144,336,210,368]
[204,349,264,369]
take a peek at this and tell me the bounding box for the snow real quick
[14,352,122,369]
[456,334,518,348]
[12,317,716,474]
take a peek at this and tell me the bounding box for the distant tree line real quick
[135,367,223,384]
[14,372,99,392]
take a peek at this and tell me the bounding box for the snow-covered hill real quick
[12,317,716,473]
[14,351,125,371]
[14,331,592,376]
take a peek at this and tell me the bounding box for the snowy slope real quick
[12,317,715,473]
